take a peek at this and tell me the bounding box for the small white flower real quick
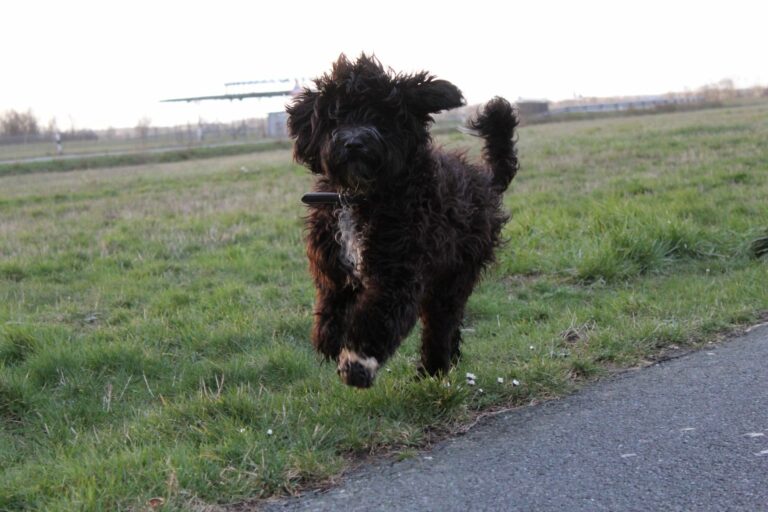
[478,388,484,393]
[497,377,504,384]
[529,345,535,350]
[239,428,246,433]
[467,379,476,386]
[512,379,521,387]
[466,372,477,380]
[267,429,273,436]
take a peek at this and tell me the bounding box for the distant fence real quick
[0,116,289,162]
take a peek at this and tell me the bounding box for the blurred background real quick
[1,0,765,160]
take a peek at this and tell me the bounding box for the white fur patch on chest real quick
[335,205,365,279]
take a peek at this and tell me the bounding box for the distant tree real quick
[46,117,59,137]
[699,78,738,102]
[717,78,735,91]
[135,117,152,143]
[1,109,40,141]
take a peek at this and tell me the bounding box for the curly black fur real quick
[287,54,519,388]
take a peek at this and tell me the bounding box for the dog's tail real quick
[468,97,519,194]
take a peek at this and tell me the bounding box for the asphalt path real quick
[265,323,768,511]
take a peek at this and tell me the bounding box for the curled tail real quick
[468,97,519,194]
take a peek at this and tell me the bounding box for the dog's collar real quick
[301,192,365,207]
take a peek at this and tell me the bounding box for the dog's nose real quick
[344,139,364,151]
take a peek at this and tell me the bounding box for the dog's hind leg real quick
[418,271,478,377]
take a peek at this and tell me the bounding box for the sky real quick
[2,0,765,130]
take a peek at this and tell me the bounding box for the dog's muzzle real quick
[333,126,381,157]
[328,126,384,189]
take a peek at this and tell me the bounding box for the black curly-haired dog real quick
[287,54,518,388]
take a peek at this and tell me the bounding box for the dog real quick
[287,54,518,388]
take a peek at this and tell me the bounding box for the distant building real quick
[267,112,289,138]
[516,100,549,121]
[549,94,704,115]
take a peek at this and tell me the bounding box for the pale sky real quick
[2,0,765,130]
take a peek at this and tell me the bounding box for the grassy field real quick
[1,103,767,510]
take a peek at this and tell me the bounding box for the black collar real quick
[301,192,365,207]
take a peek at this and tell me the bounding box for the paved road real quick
[265,323,768,511]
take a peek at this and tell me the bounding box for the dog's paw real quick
[337,348,379,388]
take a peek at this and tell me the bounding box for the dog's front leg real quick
[306,206,357,360]
[337,276,421,388]
[312,284,356,360]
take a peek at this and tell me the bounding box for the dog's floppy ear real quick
[286,89,322,172]
[404,78,465,118]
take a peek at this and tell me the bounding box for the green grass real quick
[1,103,767,510]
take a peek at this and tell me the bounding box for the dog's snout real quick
[344,138,365,151]
[324,124,385,189]
[335,126,379,154]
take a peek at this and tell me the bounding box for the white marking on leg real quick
[338,347,379,378]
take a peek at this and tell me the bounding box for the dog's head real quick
[286,53,464,193]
